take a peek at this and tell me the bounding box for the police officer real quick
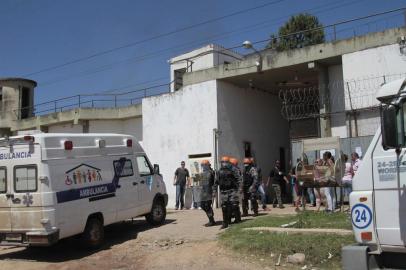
[229,158,242,224]
[242,158,259,217]
[214,156,241,229]
[251,157,269,211]
[199,160,216,227]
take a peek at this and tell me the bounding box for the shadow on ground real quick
[0,219,175,263]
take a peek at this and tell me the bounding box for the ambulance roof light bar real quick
[0,135,35,146]
[24,135,35,142]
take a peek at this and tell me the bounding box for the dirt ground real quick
[0,206,299,270]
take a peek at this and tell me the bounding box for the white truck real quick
[0,133,168,248]
[342,78,406,269]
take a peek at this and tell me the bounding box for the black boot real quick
[251,198,259,217]
[221,206,229,229]
[242,207,248,217]
[205,216,216,227]
[234,207,241,223]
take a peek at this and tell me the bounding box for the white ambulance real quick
[0,133,167,247]
[342,78,406,269]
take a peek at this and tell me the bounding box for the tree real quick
[267,13,325,51]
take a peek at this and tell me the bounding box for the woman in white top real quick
[322,151,336,212]
[342,154,353,199]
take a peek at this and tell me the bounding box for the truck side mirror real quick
[381,105,400,150]
[153,164,160,175]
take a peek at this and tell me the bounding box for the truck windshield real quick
[0,167,6,193]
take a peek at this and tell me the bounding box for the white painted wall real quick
[328,64,347,138]
[123,118,143,141]
[217,80,290,179]
[341,43,406,136]
[46,117,143,141]
[88,120,123,133]
[343,44,406,92]
[142,80,218,207]
[169,44,242,92]
[88,118,143,141]
[48,123,83,133]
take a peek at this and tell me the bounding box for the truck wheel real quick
[82,217,104,248]
[146,199,166,226]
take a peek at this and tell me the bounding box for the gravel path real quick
[0,206,298,270]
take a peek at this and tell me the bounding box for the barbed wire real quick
[279,73,406,120]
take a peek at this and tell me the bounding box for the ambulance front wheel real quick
[82,216,104,248]
[146,199,166,226]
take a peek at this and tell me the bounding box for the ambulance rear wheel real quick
[146,199,166,226]
[83,217,104,248]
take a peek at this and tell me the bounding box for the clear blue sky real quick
[0,0,405,105]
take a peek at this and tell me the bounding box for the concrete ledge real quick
[10,104,142,131]
[184,27,406,86]
[243,227,353,235]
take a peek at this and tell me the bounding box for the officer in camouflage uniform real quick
[251,157,269,211]
[229,158,242,224]
[242,158,259,216]
[197,160,216,227]
[214,156,241,229]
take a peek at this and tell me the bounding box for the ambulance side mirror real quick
[381,104,400,150]
[153,164,160,175]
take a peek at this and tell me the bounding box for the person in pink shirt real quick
[342,154,353,201]
[351,152,361,176]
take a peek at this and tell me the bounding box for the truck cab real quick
[342,78,406,269]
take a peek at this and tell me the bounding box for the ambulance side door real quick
[134,155,155,214]
[0,166,11,231]
[114,157,141,220]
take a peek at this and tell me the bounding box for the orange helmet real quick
[221,156,230,162]
[243,158,252,164]
[201,159,210,165]
[229,158,238,166]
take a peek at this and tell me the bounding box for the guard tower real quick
[0,78,37,137]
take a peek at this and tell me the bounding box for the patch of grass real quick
[233,211,352,230]
[295,211,352,230]
[219,211,354,267]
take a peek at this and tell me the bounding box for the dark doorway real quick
[21,87,30,119]
[244,142,251,158]
[174,68,186,91]
[279,147,286,172]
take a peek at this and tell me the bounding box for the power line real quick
[35,0,362,87]
[23,0,289,77]
[34,3,403,107]
[97,76,169,94]
[248,6,406,47]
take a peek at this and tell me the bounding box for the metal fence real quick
[278,74,406,121]
[291,135,374,166]
[15,83,171,118]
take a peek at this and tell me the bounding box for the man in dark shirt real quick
[267,160,288,209]
[174,161,190,210]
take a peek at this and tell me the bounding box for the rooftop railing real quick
[14,82,171,119]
